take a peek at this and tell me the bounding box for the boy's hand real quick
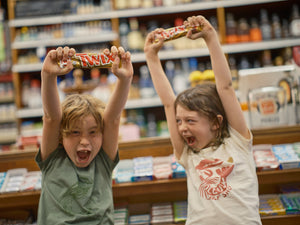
[184,15,215,40]
[109,46,133,81]
[144,29,164,56]
[42,46,75,76]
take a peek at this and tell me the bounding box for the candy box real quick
[128,214,150,225]
[114,159,134,184]
[259,194,286,216]
[272,144,300,169]
[151,202,173,224]
[0,172,7,192]
[170,155,186,179]
[293,142,300,158]
[173,201,187,223]
[280,193,300,215]
[253,144,280,171]
[114,207,128,225]
[132,157,153,182]
[1,168,27,193]
[20,171,42,191]
[152,156,172,180]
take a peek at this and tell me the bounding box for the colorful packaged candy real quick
[114,159,134,184]
[151,202,173,224]
[152,156,172,180]
[272,144,300,169]
[259,194,286,216]
[280,193,300,215]
[128,214,150,225]
[173,201,187,223]
[252,144,280,171]
[132,157,153,182]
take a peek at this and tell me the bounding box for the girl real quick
[144,15,261,225]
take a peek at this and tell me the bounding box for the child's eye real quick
[176,119,181,125]
[71,130,80,136]
[89,130,100,136]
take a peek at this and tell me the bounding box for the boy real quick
[36,46,133,224]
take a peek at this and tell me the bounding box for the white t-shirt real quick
[177,126,262,225]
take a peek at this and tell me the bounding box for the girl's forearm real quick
[205,35,232,89]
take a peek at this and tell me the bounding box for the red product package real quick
[253,144,280,171]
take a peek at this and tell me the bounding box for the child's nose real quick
[179,123,188,132]
[80,136,90,145]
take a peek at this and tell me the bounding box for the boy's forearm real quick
[41,72,62,120]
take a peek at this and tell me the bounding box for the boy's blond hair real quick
[60,94,106,142]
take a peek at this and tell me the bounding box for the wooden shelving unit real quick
[0,125,300,224]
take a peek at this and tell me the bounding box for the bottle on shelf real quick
[165,60,175,85]
[127,18,144,53]
[281,19,290,38]
[249,18,262,42]
[119,19,130,51]
[173,61,188,95]
[290,4,300,37]
[261,50,273,67]
[139,65,155,98]
[146,113,157,137]
[260,9,272,40]
[271,13,282,39]
[28,79,42,109]
[237,18,250,43]
[239,56,251,70]
[228,56,239,90]
[225,13,238,44]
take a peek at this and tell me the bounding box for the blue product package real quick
[272,144,300,169]
[0,172,7,192]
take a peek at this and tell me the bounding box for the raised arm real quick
[144,30,185,159]
[185,16,249,139]
[102,46,133,161]
[41,46,75,161]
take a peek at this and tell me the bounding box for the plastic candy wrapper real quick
[259,194,286,216]
[58,52,120,69]
[280,193,300,215]
[153,156,172,180]
[155,24,202,43]
[151,202,173,224]
[173,201,187,223]
[253,144,280,171]
[272,144,300,169]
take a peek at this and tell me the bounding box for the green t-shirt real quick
[35,145,119,225]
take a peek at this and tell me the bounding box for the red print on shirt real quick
[195,158,234,200]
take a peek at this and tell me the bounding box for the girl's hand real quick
[144,28,164,56]
[42,46,75,76]
[110,46,133,81]
[184,15,216,40]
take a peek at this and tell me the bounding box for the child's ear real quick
[212,115,223,130]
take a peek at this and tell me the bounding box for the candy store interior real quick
[0,0,300,224]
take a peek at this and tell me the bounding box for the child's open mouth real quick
[77,150,91,162]
[187,136,196,146]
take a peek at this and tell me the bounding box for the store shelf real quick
[15,97,163,118]
[239,65,295,77]
[12,38,300,73]
[11,31,118,49]
[261,215,300,225]
[8,0,286,27]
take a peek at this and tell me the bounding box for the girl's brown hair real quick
[60,94,105,142]
[174,82,230,148]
